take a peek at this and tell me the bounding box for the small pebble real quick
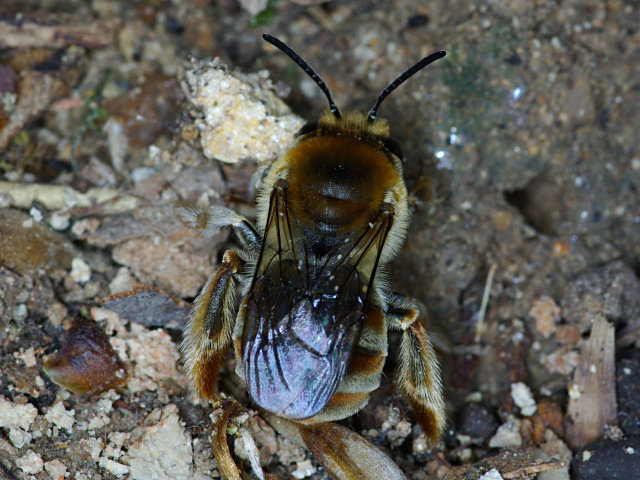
[12,303,28,321]
[44,401,75,432]
[489,416,522,448]
[9,427,32,448]
[98,457,129,478]
[44,459,67,480]
[108,267,134,294]
[29,206,44,222]
[511,382,537,416]
[529,296,560,338]
[479,468,504,480]
[70,257,91,283]
[16,450,44,474]
[131,166,157,184]
[0,397,38,430]
[49,211,71,231]
[457,403,498,443]
[292,459,316,479]
[127,405,192,480]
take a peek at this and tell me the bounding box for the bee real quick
[180,34,446,478]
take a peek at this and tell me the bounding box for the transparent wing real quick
[241,181,393,420]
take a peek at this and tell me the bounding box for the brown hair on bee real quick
[180,34,446,479]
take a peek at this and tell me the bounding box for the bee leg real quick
[177,203,261,251]
[386,293,445,445]
[210,400,243,480]
[262,413,407,480]
[181,249,242,400]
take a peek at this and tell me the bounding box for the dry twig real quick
[475,263,497,342]
[0,17,117,49]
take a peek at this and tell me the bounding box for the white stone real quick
[568,383,582,399]
[185,59,304,164]
[12,303,28,321]
[125,325,185,393]
[511,382,537,416]
[45,401,75,432]
[44,459,67,480]
[70,257,91,283]
[9,427,32,448]
[0,396,38,430]
[29,206,44,222]
[49,211,71,231]
[98,457,129,478]
[131,166,157,184]
[108,267,134,294]
[16,450,44,474]
[292,459,317,479]
[479,468,504,480]
[489,416,522,448]
[127,404,193,480]
[80,437,104,461]
[14,347,37,367]
[85,397,114,431]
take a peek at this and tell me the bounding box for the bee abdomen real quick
[338,307,387,394]
[307,307,387,424]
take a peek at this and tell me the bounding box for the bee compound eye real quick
[382,137,405,161]
[295,121,319,137]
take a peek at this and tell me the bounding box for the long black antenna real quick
[368,50,446,122]
[262,33,341,119]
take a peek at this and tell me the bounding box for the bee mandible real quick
[180,34,446,480]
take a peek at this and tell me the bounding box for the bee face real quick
[181,35,446,455]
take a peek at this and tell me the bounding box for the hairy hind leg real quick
[181,249,242,400]
[386,293,445,445]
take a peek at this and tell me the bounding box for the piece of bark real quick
[565,315,617,448]
[0,71,64,151]
[0,17,117,49]
[445,449,565,480]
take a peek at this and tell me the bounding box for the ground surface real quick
[1,1,639,479]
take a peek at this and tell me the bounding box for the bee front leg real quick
[181,249,242,400]
[386,293,446,445]
[178,203,261,251]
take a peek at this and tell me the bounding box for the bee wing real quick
[241,181,393,420]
